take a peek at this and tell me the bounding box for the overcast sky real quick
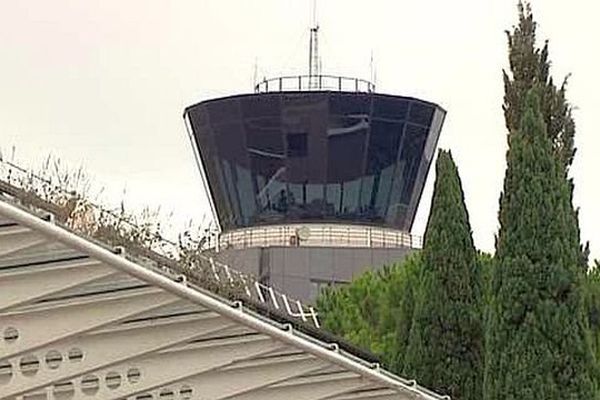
[1,0,599,259]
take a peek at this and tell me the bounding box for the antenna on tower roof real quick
[370,50,378,88]
[370,51,374,84]
[308,0,320,88]
[253,58,258,89]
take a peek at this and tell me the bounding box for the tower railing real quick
[0,158,320,328]
[220,224,423,250]
[254,74,375,94]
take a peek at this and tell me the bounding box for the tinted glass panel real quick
[373,97,408,120]
[408,102,435,126]
[327,132,366,182]
[366,120,403,174]
[329,93,370,115]
[287,133,308,157]
[399,124,428,204]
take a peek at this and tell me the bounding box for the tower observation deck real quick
[184,74,445,235]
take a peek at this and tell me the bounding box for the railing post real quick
[296,300,307,322]
[252,75,374,94]
[209,257,220,282]
[309,307,320,328]
[281,294,297,317]
[223,264,233,283]
[255,282,266,302]
[268,287,280,309]
[239,275,252,297]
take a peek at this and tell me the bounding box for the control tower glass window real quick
[186,92,445,232]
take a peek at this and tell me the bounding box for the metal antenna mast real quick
[308,0,320,88]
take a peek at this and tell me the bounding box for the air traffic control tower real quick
[183,24,445,301]
[184,74,445,301]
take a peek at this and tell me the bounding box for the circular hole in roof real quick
[0,360,13,385]
[81,374,100,396]
[158,388,174,400]
[3,327,19,343]
[45,350,63,370]
[67,348,83,363]
[105,371,121,390]
[19,355,40,377]
[127,368,141,384]
[180,385,193,400]
[53,380,75,400]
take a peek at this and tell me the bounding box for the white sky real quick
[1,0,599,259]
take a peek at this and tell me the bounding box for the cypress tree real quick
[506,1,589,271]
[484,89,597,399]
[403,150,483,400]
[381,254,423,373]
[504,1,576,171]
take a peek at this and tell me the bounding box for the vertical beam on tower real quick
[308,0,320,88]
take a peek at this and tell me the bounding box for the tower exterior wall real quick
[214,245,415,302]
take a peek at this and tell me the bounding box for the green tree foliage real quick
[503,1,576,171]
[403,150,483,400]
[505,1,588,270]
[317,253,423,371]
[585,263,600,364]
[383,255,424,373]
[478,251,495,306]
[484,89,597,399]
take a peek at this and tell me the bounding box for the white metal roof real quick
[0,197,447,400]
